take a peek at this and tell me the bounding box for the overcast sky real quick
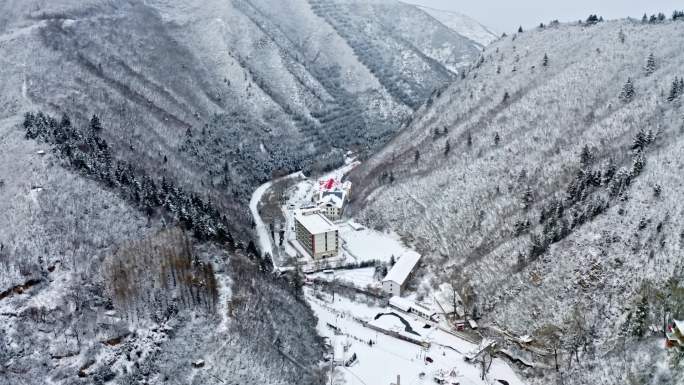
[407,0,683,34]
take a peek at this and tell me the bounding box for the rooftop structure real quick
[382,251,421,296]
[294,209,337,234]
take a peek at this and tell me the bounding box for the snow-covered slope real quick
[350,19,684,384]
[413,3,498,46]
[0,1,488,384]
[0,0,484,240]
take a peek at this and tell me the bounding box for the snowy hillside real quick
[413,3,498,46]
[0,0,483,241]
[0,1,489,384]
[350,18,684,384]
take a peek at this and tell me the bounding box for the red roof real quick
[324,178,335,190]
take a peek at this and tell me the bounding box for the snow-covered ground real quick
[339,223,413,264]
[310,267,378,289]
[305,288,524,385]
[250,158,525,385]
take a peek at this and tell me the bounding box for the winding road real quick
[249,171,303,268]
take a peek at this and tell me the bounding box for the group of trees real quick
[585,14,604,24]
[103,228,219,323]
[23,112,234,244]
[642,13,668,23]
[518,128,655,263]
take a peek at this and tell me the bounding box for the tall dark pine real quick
[542,53,549,67]
[619,78,635,103]
[667,77,681,102]
[518,26,523,33]
[90,114,103,133]
[644,53,656,76]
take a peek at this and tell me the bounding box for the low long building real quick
[294,208,339,259]
[389,296,436,321]
[382,251,421,296]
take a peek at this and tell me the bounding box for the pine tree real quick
[444,139,451,156]
[542,53,549,67]
[466,132,473,147]
[414,150,420,163]
[632,152,646,177]
[644,53,656,76]
[642,13,648,23]
[502,91,510,103]
[518,26,523,33]
[580,145,593,168]
[90,114,102,133]
[632,129,648,151]
[618,29,626,43]
[619,78,635,102]
[494,132,500,146]
[667,77,680,102]
[631,296,649,338]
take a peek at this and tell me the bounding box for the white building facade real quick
[294,208,339,259]
[381,251,421,296]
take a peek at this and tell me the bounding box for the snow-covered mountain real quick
[350,18,684,384]
[412,3,498,46]
[0,1,488,384]
[0,0,483,238]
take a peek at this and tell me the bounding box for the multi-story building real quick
[294,208,339,259]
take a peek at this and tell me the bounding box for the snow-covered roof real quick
[675,320,684,332]
[382,251,421,286]
[389,296,412,312]
[295,210,338,234]
[318,193,344,208]
[389,296,434,316]
[317,178,351,203]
